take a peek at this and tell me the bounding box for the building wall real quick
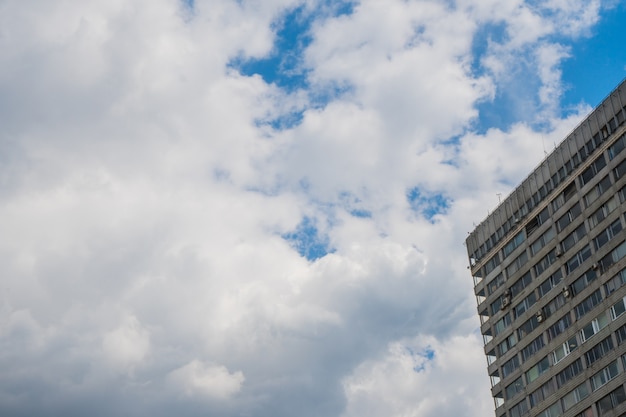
[467,79,626,417]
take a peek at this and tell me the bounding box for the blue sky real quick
[1,1,625,417]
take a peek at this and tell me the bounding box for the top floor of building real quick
[467,79,626,278]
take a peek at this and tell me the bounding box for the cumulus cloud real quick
[0,0,612,416]
[168,360,245,399]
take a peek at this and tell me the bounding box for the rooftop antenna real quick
[542,134,548,158]
[497,193,502,204]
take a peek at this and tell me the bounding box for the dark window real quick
[571,269,598,296]
[600,240,626,271]
[518,315,540,340]
[510,271,532,298]
[506,376,524,400]
[521,334,545,362]
[574,289,603,320]
[557,203,581,232]
[509,398,529,417]
[556,358,583,388]
[504,231,526,258]
[488,273,506,296]
[502,355,520,378]
[585,336,614,366]
[616,323,626,345]
[529,378,556,407]
[547,313,572,341]
[593,218,622,250]
[562,223,586,253]
[534,249,556,277]
[538,269,563,298]
[605,267,626,295]
[579,154,607,186]
[566,244,591,274]
[584,175,612,207]
[597,385,626,416]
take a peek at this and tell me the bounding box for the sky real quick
[0,1,625,416]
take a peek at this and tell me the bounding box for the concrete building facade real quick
[466,79,626,417]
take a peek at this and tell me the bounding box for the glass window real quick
[556,203,581,232]
[504,231,526,258]
[574,289,603,320]
[510,271,532,298]
[526,356,550,384]
[611,297,626,320]
[531,228,555,256]
[590,360,619,391]
[593,218,623,250]
[506,376,524,400]
[538,270,563,298]
[552,336,578,364]
[556,358,583,388]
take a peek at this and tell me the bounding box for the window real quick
[530,379,556,407]
[526,207,550,236]
[614,158,626,179]
[599,240,626,271]
[573,407,593,417]
[544,293,566,319]
[589,196,619,229]
[538,270,563,298]
[608,132,626,160]
[571,268,598,296]
[491,296,504,315]
[561,382,590,412]
[531,228,556,256]
[555,358,583,388]
[575,289,603,320]
[616,323,626,345]
[507,251,529,277]
[605,267,626,295]
[518,315,540,340]
[494,313,512,336]
[561,224,586,253]
[584,335,614,365]
[580,312,609,342]
[593,218,623,250]
[506,375,524,400]
[535,401,562,417]
[579,154,607,186]
[488,273,506,296]
[514,292,537,319]
[534,249,557,277]
[510,271,532,298]
[484,253,502,276]
[566,244,591,274]
[498,333,518,356]
[526,356,550,384]
[552,336,578,364]
[597,385,626,416]
[552,182,577,212]
[509,399,529,417]
[584,175,612,207]
[547,313,572,341]
[591,360,619,391]
[502,355,520,378]
[521,334,545,362]
[556,203,581,232]
[504,231,526,258]
[611,297,626,320]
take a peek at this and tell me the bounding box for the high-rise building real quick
[466,79,626,417]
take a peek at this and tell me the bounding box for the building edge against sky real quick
[466,78,626,417]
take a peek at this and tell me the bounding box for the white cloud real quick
[0,0,613,416]
[102,314,151,371]
[169,360,245,399]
